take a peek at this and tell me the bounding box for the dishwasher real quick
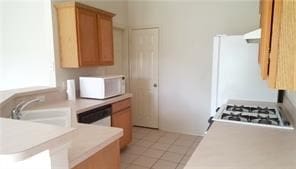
[77,105,112,126]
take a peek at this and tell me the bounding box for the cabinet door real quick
[269,0,296,89]
[259,0,274,80]
[112,108,132,149]
[97,14,114,65]
[76,7,100,66]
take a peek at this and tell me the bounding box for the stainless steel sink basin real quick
[20,108,72,127]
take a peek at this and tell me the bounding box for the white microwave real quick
[79,75,125,99]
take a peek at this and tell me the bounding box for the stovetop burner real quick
[251,116,279,126]
[222,112,242,121]
[226,105,276,115]
[216,103,293,129]
[226,105,251,112]
[250,107,276,114]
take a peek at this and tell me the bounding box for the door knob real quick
[153,84,158,87]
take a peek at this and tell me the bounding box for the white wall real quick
[0,0,56,91]
[0,0,128,91]
[0,0,260,135]
[52,0,128,89]
[286,92,296,108]
[128,1,260,135]
[0,3,3,83]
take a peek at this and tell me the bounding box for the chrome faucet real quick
[11,98,42,119]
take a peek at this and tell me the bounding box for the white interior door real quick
[130,28,159,128]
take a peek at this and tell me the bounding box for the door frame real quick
[112,23,130,92]
[128,26,160,128]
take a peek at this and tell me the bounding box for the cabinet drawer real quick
[112,99,131,113]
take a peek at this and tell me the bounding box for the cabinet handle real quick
[153,84,158,87]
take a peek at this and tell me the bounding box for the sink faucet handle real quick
[11,99,41,119]
[11,101,25,119]
[15,101,26,110]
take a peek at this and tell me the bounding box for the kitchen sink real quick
[20,108,72,127]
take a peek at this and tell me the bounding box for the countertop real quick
[184,121,296,169]
[30,93,132,167]
[34,93,133,114]
[0,91,130,167]
[0,117,74,162]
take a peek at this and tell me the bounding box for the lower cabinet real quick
[72,140,120,169]
[112,108,132,149]
[111,99,132,149]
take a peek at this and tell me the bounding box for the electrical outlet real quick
[36,95,46,102]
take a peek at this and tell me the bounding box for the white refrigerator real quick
[210,35,278,116]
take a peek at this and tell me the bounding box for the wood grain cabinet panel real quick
[76,7,100,66]
[55,2,115,68]
[111,99,132,149]
[72,140,120,169]
[98,14,114,65]
[112,108,132,149]
[112,99,131,113]
[259,0,273,80]
[259,0,296,90]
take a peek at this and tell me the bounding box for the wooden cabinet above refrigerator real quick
[54,2,115,68]
[259,0,296,90]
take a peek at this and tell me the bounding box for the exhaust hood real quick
[243,29,261,43]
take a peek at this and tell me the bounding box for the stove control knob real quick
[283,121,290,126]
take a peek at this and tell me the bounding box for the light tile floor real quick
[121,127,203,169]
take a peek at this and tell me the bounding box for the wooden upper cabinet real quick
[259,0,296,90]
[54,2,115,68]
[76,7,100,66]
[98,14,114,65]
[259,0,274,80]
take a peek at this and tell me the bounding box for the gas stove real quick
[214,102,293,129]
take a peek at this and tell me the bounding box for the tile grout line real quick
[125,127,199,169]
[134,129,165,169]
[126,128,157,169]
[150,132,184,169]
